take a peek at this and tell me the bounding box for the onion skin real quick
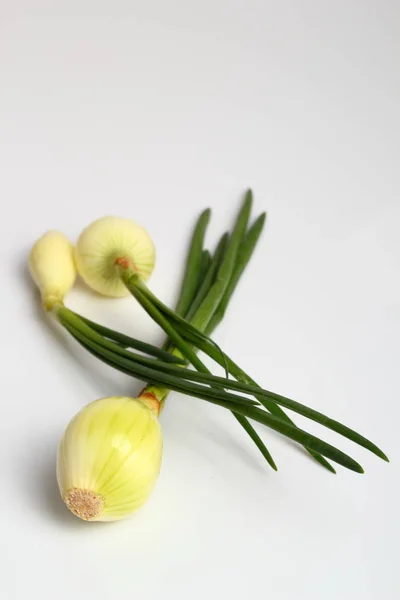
[57,396,162,522]
[29,231,76,310]
[74,216,156,297]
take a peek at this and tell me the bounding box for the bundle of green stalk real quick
[29,191,388,522]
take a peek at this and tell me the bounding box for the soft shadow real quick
[72,275,104,300]
[196,416,270,474]
[22,436,114,529]
[163,402,271,475]
[36,449,83,528]
[17,435,82,528]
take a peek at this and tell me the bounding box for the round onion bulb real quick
[74,216,156,297]
[57,396,163,522]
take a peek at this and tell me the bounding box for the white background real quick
[1,2,399,599]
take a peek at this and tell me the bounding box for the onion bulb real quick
[75,216,156,297]
[57,396,162,521]
[29,231,76,310]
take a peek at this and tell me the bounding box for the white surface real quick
[1,2,399,599]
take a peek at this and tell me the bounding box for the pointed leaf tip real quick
[258,212,267,225]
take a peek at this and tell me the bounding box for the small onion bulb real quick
[29,231,76,310]
[57,396,163,521]
[74,216,156,297]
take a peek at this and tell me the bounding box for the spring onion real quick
[29,190,389,522]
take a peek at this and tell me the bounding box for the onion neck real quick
[118,263,139,284]
[137,389,162,416]
[42,293,65,312]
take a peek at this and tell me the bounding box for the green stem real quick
[57,313,364,472]
[185,233,229,322]
[72,312,184,363]
[135,271,338,472]
[156,210,281,468]
[134,193,331,471]
[206,212,266,333]
[122,276,378,470]
[122,272,278,470]
[129,273,337,471]
[143,357,387,461]
[174,208,211,318]
[58,304,385,462]
[190,190,252,332]
[59,319,258,410]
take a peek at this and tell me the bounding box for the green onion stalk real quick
[29,193,389,476]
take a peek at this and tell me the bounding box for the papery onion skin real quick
[74,216,156,297]
[29,230,76,310]
[57,396,163,522]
